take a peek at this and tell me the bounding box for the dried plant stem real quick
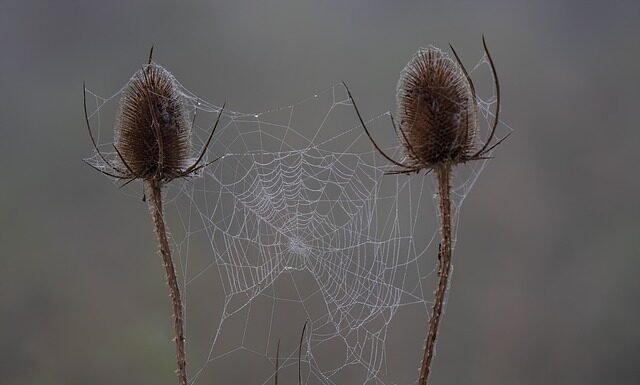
[147,179,187,385]
[418,165,452,385]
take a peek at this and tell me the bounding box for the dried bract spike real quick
[116,63,191,182]
[396,47,477,168]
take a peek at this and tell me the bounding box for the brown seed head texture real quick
[116,63,191,182]
[396,47,477,168]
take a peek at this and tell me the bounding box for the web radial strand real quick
[174,88,433,385]
[83,54,509,385]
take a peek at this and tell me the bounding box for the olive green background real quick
[1,1,639,384]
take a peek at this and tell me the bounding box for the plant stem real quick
[418,165,452,385]
[148,179,187,385]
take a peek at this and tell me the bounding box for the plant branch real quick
[147,179,187,385]
[418,165,452,385]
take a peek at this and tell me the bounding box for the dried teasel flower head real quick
[83,48,226,385]
[343,38,505,385]
[396,46,476,167]
[115,62,192,182]
[84,48,225,186]
[345,37,503,175]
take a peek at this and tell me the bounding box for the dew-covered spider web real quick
[84,51,510,385]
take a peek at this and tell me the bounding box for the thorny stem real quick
[148,179,187,385]
[418,165,452,385]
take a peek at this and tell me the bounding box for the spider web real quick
[84,52,508,385]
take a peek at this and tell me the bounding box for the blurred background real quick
[1,0,639,384]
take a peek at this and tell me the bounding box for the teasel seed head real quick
[83,49,228,385]
[396,47,477,168]
[115,62,191,183]
[85,48,225,189]
[346,37,501,176]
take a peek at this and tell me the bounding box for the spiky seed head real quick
[396,47,477,168]
[115,63,191,182]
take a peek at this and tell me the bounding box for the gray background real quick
[1,0,639,384]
